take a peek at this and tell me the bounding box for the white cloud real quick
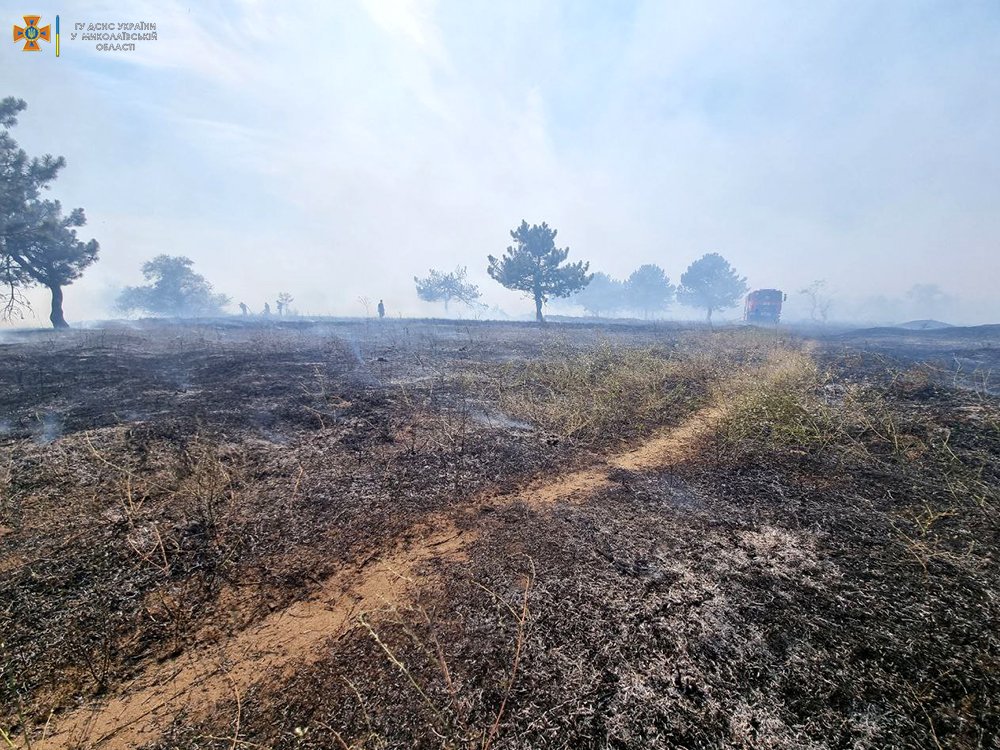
[359,0,445,62]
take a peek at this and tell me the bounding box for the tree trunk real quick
[534,293,544,323]
[48,284,69,329]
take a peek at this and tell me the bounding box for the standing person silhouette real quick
[239,302,248,316]
[377,299,385,319]
[263,302,271,317]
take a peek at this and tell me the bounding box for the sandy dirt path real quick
[37,401,727,749]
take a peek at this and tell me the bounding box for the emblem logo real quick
[13,15,51,51]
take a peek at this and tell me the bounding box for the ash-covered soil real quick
[1,319,997,749]
[834,324,1000,395]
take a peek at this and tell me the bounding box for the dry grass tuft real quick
[494,342,691,443]
[475,335,791,447]
[713,348,837,455]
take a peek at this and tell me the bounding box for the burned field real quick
[1,320,998,749]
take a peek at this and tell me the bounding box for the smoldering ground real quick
[0,318,997,749]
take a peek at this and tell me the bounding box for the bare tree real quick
[799,280,833,324]
[276,292,294,316]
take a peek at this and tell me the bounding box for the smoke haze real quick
[4,0,999,324]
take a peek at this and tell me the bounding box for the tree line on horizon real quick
[417,220,749,323]
[0,95,754,328]
[111,220,748,324]
[0,96,971,329]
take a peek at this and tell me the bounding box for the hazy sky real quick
[4,0,1000,323]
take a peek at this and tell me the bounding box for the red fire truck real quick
[744,289,786,324]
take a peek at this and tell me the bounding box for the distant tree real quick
[116,255,229,317]
[799,279,833,324]
[414,265,482,313]
[0,97,99,328]
[906,283,951,319]
[677,252,748,323]
[276,292,294,316]
[488,220,591,323]
[573,272,625,317]
[625,264,675,319]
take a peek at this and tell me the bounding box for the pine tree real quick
[573,272,625,317]
[677,253,748,323]
[487,221,590,323]
[116,256,229,317]
[414,266,481,313]
[625,264,675,319]
[0,98,99,327]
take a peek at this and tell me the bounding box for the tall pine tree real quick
[487,221,590,323]
[0,98,99,327]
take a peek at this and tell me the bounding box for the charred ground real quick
[0,320,997,749]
